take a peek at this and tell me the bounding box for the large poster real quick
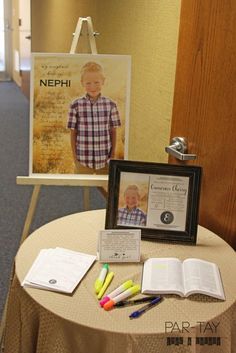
[30,53,131,175]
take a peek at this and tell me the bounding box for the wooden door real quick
[169,0,236,249]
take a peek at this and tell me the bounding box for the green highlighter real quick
[94,264,109,294]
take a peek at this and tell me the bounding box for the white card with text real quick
[98,229,141,262]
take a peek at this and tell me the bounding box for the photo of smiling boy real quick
[67,61,121,174]
[117,185,147,227]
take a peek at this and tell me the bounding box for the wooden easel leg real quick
[97,187,108,199]
[20,184,41,244]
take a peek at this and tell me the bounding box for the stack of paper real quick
[22,247,96,293]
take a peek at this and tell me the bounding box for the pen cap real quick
[129,284,141,295]
[103,264,109,270]
[99,296,110,307]
[121,279,134,290]
[103,299,115,311]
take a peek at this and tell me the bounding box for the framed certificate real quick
[105,160,202,244]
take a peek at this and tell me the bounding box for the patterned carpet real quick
[0,81,105,319]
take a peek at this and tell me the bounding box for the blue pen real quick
[129,296,163,319]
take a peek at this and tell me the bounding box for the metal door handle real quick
[165,137,197,161]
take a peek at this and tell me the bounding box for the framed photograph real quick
[105,160,202,244]
[30,53,131,176]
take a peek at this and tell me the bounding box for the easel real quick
[18,16,107,245]
[0,17,107,349]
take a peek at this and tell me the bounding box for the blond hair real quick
[80,62,104,80]
[124,185,140,198]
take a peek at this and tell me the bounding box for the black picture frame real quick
[105,160,202,244]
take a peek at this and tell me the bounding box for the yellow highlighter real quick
[97,271,114,300]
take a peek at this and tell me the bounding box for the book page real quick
[183,258,225,300]
[142,258,185,296]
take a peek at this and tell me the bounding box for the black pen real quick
[114,296,159,308]
[129,296,163,319]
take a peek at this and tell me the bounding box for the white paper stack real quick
[22,247,96,293]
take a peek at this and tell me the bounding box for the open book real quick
[141,257,225,300]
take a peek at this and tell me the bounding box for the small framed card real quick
[98,229,141,262]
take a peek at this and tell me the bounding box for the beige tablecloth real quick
[4,210,236,353]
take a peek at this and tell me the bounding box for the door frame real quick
[0,0,12,80]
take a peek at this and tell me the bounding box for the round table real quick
[5,210,236,353]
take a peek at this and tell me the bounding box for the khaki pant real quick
[74,161,108,175]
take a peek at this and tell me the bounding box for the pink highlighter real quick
[99,280,133,307]
[103,284,141,311]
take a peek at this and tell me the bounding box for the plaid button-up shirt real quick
[117,207,147,226]
[67,94,121,169]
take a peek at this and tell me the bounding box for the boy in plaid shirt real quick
[67,61,121,174]
[117,185,147,226]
